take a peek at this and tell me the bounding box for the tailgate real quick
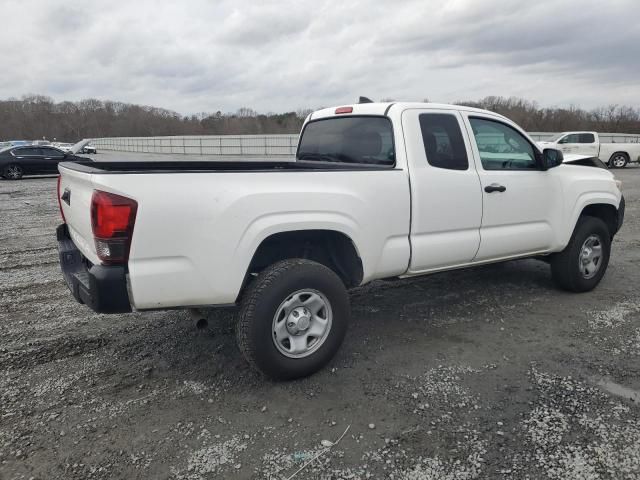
[58,164,100,265]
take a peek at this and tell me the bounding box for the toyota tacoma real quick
[56,102,625,379]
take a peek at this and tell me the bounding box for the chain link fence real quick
[89,132,640,156]
[90,135,299,156]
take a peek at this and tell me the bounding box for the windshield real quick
[546,133,566,142]
[297,116,395,166]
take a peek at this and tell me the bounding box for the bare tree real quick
[456,96,640,133]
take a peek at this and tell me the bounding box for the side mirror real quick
[542,148,563,169]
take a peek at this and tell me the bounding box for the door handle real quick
[484,184,506,193]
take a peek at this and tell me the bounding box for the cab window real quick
[559,134,580,144]
[297,116,395,166]
[419,113,468,170]
[469,117,538,170]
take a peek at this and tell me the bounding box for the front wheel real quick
[236,259,350,380]
[3,164,23,180]
[609,153,628,169]
[551,216,611,292]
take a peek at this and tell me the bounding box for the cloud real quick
[0,0,637,114]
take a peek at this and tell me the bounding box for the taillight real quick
[91,190,138,265]
[57,176,66,223]
[335,106,353,114]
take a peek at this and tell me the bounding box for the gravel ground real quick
[1,167,639,480]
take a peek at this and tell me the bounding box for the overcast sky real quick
[1,0,638,114]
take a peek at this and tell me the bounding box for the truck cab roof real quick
[309,102,511,122]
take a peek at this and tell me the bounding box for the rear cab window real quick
[297,116,395,166]
[419,113,469,170]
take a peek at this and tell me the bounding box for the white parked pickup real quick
[56,101,625,379]
[538,131,640,168]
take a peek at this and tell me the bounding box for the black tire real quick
[551,216,611,292]
[3,164,23,180]
[608,152,629,169]
[236,259,350,380]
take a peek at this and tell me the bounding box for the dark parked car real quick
[0,140,89,180]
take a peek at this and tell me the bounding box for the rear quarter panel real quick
[58,166,101,265]
[94,169,411,309]
[598,143,640,163]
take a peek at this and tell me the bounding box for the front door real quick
[557,133,599,156]
[462,113,562,261]
[402,109,482,273]
[557,133,580,154]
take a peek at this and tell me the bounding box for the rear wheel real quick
[236,259,350,380]
[551,216,611,292]
[609,153,628,169]
[3,164,23,180]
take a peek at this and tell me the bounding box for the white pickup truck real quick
[56,101,625,379]
[537,131,640,168]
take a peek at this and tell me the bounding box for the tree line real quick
[1,94,639,142]
[457,96,640,134]
[0,95,312,142]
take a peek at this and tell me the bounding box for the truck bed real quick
[57,158,410,309]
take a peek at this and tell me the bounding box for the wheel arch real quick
[574,200,620,240]
[239,229,364,299]
[560,191,621,249]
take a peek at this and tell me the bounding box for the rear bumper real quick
[56,224,132,313]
